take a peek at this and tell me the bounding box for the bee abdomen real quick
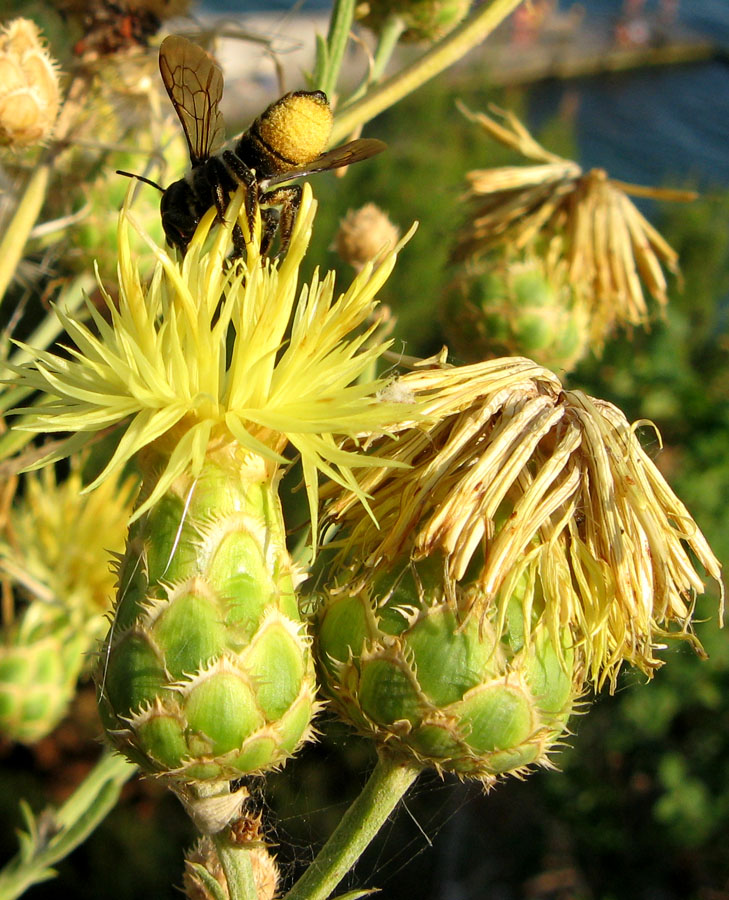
[243,90,334,174]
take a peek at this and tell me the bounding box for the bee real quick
[157,35,386,256]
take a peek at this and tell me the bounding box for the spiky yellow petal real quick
[11,185,417,541]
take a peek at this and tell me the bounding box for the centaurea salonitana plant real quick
[10,183,416,832]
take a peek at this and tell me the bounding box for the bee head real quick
[257,90,334,167]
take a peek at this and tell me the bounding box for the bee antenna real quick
[116,170,164,193]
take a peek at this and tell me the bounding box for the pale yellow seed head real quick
[335,203,401,271]
[0,19,60,148]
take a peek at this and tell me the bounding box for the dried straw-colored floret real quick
[0,19,60,148]
[324,356,722,688]
[452,104,696,343]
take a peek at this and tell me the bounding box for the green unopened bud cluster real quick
[442,254,590,372]
[98,444,317,783]
[356,0,473,42]
[0,605,88,743]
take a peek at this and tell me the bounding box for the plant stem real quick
[0,164,51,310]
[284,754,420,900]
[330,0,525,144]
[344,14,407,111]
[213,833,258,900]
[318,0,357,98]
[0,751,135,900]
[370,14,407,83]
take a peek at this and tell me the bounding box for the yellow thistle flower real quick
[0,461,134,742]
[12,184,415,539]
[9,182,417,796]
[452,104,696,344]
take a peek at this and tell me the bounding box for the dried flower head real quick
[335,203,401,272]
[452,104,696,344]
[0,19,60,148]
[323,356,722,688]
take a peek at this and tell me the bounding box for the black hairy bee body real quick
[157,35,386,256]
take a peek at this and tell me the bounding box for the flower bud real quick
[334,204,401,271]
[317,556,578,782]
[357,0,473,42]
[98,446,319,785]
[0,19,60,148]
[442,253,590,372]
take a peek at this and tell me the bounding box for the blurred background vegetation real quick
[0,4,727,898]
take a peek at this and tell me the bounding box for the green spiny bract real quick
[0,606,88,743]
[98,442,317,783]
[315,553,580,784]
[441,255,590,373]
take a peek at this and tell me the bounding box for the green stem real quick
[213,833,258,900]
[330,0,525,144]
[345,14,407,109]
[284,755,420,900]
[318,0,357,98]
[0,751,135,900]
[370,14,408,83]
[0,164,51,310]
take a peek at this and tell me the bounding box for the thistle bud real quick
[317,558,577,781]
[98,446,319,785]
[334,204,401,272]
[184,815,279,900]
[0,19,60,148]
[442,253,590,372]
[357,0,473,42]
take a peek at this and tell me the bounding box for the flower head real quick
[0,18,60,148]
[322,356,722,688]
[12,184,417,539]
[452,104,696,344]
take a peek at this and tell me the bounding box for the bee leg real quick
[260,208,279,256]
[222,150,259,239]
[260,185,301,255]
[231,223,246,259]
[205,155,234,222]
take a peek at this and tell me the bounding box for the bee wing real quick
[262,138,387,188]
[159,34,226,166]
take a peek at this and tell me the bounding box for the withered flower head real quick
[335,203,401,272]
[0,19,60,148]
[324,356,722,688]
[315,355,720,782]
[452,104,697,345]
